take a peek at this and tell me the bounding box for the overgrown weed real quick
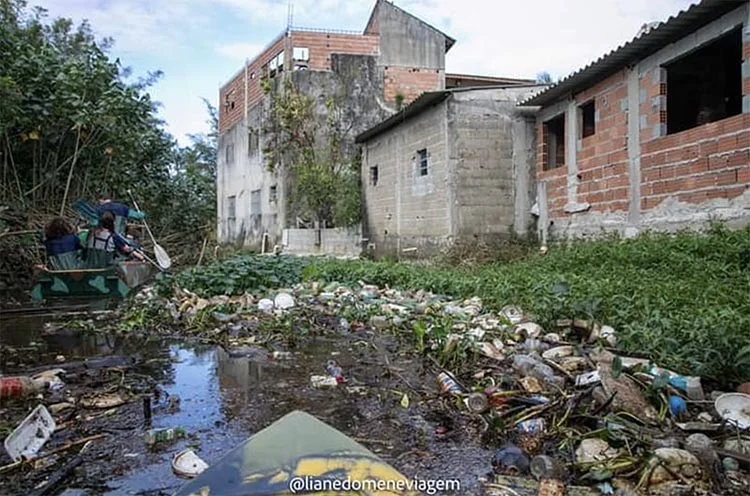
[153,226,750,387]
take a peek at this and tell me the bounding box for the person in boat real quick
[84,211,144,268]
[43,217,84,270]
[96,195,145,234]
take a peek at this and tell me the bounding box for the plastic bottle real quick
[0,376,42,400]
[144,427,186,446]
[325,360,344,384]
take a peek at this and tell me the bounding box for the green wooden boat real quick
[173,410,423,496]
[30,260,158,302]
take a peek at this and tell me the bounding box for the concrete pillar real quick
[626,65,642,235]
[743,5,750,113]
[565,100,578,207]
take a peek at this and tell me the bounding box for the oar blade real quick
[154,244,171,269]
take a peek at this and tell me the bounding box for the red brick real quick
[699,139,719,156]
[708,154,730,170]
[717,169,739,186]
[738,168,750,184]
[718,135,738,153]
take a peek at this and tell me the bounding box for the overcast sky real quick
[40,0,696,145]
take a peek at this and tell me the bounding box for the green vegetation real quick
[261,78,361,228]
[0,0,216,285]
[163,226,750,387]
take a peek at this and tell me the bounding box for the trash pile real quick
[0,344,210,495]
[147,280,750,495]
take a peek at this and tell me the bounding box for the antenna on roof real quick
[286,0,294,33]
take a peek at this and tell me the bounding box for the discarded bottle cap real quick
[465,392,489,413]
[530,455,564,480]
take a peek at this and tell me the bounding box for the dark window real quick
[543,114,565,170]
[269,185,277,203]
[417,149,428,176]
[225,143,234,166]
[248,130,258,156]
[666,27,742,135]
[580,100,595,138]
[370,166,379,186]
[230,101,235,110]
[226,196,236,237]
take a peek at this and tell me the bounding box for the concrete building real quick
[522,0,750,242]
[216,0,531,249]
[356,85,546,258]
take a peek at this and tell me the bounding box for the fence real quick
[281,226,363,257]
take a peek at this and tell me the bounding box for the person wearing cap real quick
[96,195,146,234]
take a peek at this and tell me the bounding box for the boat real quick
[30,260,158,302]
[172,410,422,496]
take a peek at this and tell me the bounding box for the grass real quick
[159,224,750,388]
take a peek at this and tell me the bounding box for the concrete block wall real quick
[282,227,362,256]
[361,102,451,257]
[450,87,541,238]
[534,3,750,238]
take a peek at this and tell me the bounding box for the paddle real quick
[126,189,171,270]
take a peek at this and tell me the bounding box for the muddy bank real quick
[0,314,491,495]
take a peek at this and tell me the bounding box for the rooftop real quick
[356,84,545,143]
[521,0,745,107]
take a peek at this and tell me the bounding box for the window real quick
[370,166,379,186]
[293,47,309,61]
[580,100,595,138]
[269,51,284,77]
[250,189,261,214]
[543,114,565,170]
[666,27,742,135]
[248,129,258,156]
[226,196,236,236]
[417,149,428,176]
[269,185,277,203]
[225,143,235,166]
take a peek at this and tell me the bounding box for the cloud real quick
[397,0,695,79]
[23,0,701,144]
[215,42,266,62]
[38,0,208,55]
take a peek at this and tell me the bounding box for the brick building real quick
[356,85,544,258]
[217,0,522,248]
[523,0,750,242]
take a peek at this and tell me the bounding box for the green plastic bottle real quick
[144,427,186,446]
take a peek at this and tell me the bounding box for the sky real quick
[39,0,697,146]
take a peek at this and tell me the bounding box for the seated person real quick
[44,217,83,270]
[84,211,144,267]
[97,195,146,234]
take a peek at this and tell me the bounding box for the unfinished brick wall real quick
[219,32,380,135]
[536,123,567,219]
[640,114,750,209]
[290,32,379,71]
[384,66,443,104]
[575,71,630,213]
[218,34,286,135]
[534,15,750,235]
[218,71,246,135]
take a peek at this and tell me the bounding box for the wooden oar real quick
[126,189,171,270]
